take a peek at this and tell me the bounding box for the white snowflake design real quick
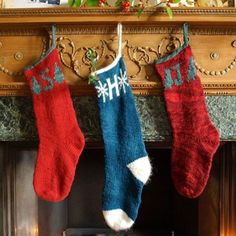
[95,81,109,103]
[117,69,129,94]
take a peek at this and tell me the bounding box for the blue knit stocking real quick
[94,57,152,231]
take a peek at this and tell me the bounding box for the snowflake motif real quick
[95,81,109,103]
[117,69,129,93]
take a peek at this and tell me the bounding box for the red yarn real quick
[155,46,220,198]
[24,48,85,202]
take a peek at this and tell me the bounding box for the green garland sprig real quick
[68,0,184,19]
[86,48,99,85]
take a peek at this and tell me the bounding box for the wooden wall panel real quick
[220,143,236,236]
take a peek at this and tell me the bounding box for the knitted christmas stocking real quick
[24,25,85,202]
[94,24,152,231]
[155,24,220,198]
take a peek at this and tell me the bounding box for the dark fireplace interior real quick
[1,142,235,236]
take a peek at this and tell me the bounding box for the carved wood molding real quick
[0,7,236,17]
[1,25,236,36]
[0,9,236,96]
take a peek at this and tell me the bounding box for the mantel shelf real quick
[0,7,236,25]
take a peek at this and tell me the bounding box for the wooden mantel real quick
[0,7,236,24]
[0,7,236,96]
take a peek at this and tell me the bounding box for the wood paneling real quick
[0,143,38,236]
[198,146,221,236]
[220,142,236,236]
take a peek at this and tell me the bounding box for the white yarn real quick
[127,156,152,184]
[103,209,134,232]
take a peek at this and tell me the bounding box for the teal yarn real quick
[94,56,152,231]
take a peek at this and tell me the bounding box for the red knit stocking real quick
[155,24,220,198]
[24,46,85,202]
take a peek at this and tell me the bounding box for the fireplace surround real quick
[0,7,236,236]
[0,142,236,236]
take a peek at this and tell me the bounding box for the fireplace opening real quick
[61,148,198,236]
[0,142,235,236]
